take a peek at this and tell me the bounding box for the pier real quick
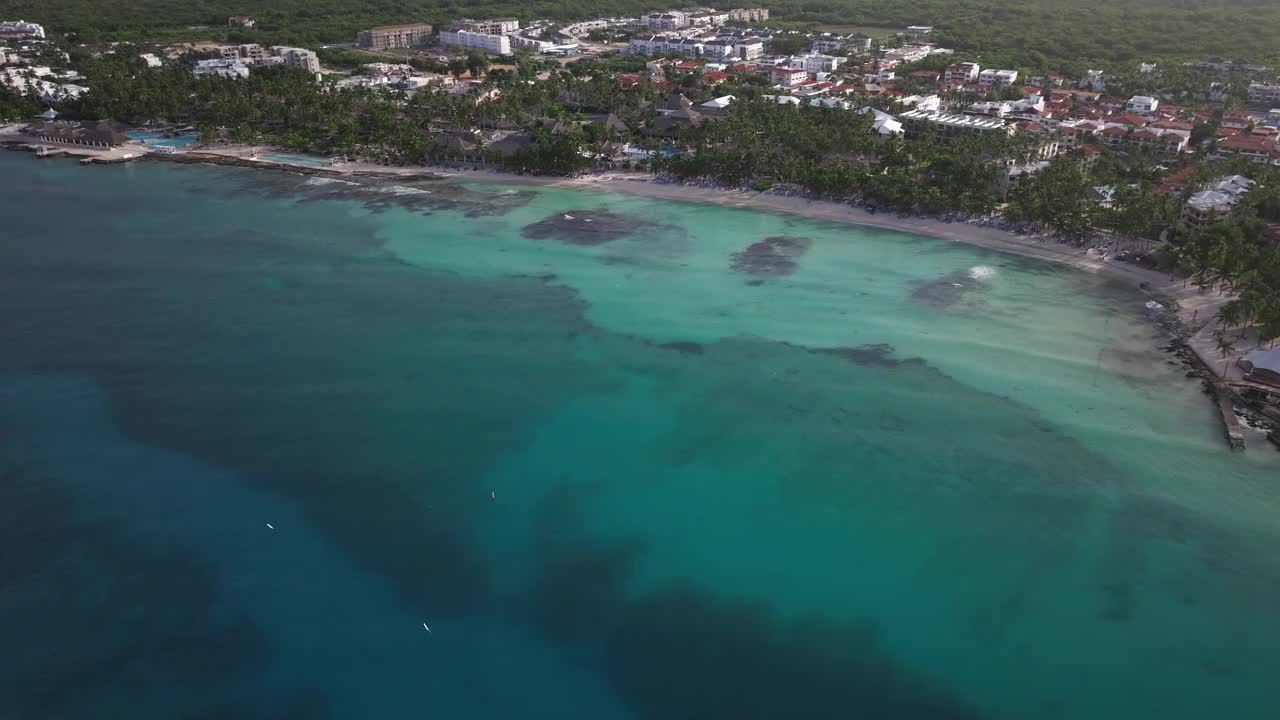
[1213,381,1246,450]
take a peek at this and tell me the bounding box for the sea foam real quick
[967,265,996,281]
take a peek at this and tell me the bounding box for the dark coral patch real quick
[813,343,928,369]
[522,210,653,246]
[527,484,985,720]
[731,236,813,277]
[656,341,704,355]
[910,270,983,308]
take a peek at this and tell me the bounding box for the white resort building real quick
[194,58,250,79]
[440,29,512,55]
[0,20,45,40]
[456,18,519,35]
[1182,175,1254,226]
[899,109,1011,138]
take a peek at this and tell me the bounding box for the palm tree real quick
[1214,329,1236,378]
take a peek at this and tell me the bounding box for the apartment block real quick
[439,29,512,55]
[356,24,434,51]
[457,18,519,35]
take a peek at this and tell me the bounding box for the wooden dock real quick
[1213,381,1246,450]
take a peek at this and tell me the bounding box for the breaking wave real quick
[967,265,996,281]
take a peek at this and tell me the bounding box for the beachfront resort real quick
[3,10,1280,443]
[5,4,1280,719]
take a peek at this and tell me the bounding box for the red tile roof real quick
[1111,113,1149,127]
[1220,134,1274,152]
[702,71,729,83]
[1155,164,1196,194]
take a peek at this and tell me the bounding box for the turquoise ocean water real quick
[1,152,1277,719]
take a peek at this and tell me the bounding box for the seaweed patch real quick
[521,210,654,246]
[654,340,705,355]
[813,343,927,369]
[730,236,813,277]
[911,267,994,308]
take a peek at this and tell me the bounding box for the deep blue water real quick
[2,152,1278,719]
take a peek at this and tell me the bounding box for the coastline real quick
[169,151,1265,445]
[480,168,1268,439]
[431,167,1226,324]
[0,133,1230,355]
[148,144,1236,332]
[3,138,1266,445]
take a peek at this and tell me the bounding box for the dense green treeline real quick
[0,84,40,120]
[655,100,1005,215]
[60,55,642,170]
[2,0,1279,68]
[0,0,665,46]
[1167,162,1280,347]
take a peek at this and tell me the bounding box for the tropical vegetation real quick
[3,0,1280,68]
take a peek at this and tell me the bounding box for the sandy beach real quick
[163,145,1230,329]
[147,143,1200,291]
[431,167,1224,316]
[2,131,1229,350]
[419,166,1252,387]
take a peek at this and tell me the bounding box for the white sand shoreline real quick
[168,144,1229,335]
[430,168,1255,390]
[3,132,1224,337]
[432,167,1225,325]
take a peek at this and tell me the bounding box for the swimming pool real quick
[257,152,332,167]
[126,131,197,148]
